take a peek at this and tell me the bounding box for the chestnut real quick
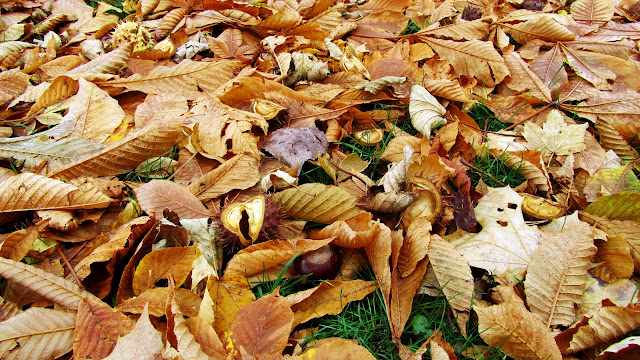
[293,244,341,280]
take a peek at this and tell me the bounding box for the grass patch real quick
[402,20,423,35]
[467,103,510,133]
[469,151,527,188]
[118,146,178,182]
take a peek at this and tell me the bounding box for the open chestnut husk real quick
[293,244,341,280]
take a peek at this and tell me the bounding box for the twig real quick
[460,158,505,187]
[56,244,83,289]
[502,103,553,131]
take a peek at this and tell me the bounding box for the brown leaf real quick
[390,257,429,340]
[228,290,293,359]
[429,234,474,327]
[591,233,634,282]
[185,317,227,359]
[166,293,213,360]
[272,183,365,224]
[101,59,244,99]
[48,116,183,181]
[116,287,202,317]
[286,280,376,327]
[309,213,379,248]
[525,213,597,327]
[74,298,135,360]
[0,68,30,105]
[0,308,75,360]
[561,45,616,90]
[558,303,640,354]
[0,173,112,212]
[398,217,431,277]
[0,219,48,261]
[66,42,133,76]
[475,302,562,360]
[223,238,332,282]
[103,304,164,360]
[134,179,213,219]
[62,78,124,143]
[420,38,509,87]
[187,153,260,202]
[263,127,328,169]
[0,257,101,310]
[132,246,200,295]
[300,337,376,359]
[571,0,613,26]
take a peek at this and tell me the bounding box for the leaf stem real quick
[57,244,83,289]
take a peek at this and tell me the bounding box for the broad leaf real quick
[0,308,75,360]
[135,179,214,219]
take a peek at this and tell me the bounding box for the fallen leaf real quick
[104,304,164,360]
[475,302,562,360]
[132,246,201,295]
[262,127,329,169]
[134,179,214,219]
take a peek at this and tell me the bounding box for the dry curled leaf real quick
[262,127,329,169]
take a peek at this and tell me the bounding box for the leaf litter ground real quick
[0,0,640,359]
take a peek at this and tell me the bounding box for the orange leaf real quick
[73,298,135,360]
[116,287,202,317]
[132,246,201,295]
[227,290,294,359]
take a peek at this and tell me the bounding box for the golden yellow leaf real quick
[272,183,364,224]
[0,173,112,212]
[0,308,75,360]
[26,75,78,118]
[286,280,376,327]
[206,276,255,338]
[591,233,634,282]
[584,192,640,224]
[132,246,201,295]
[0,257,101,310]
[475,302,562,360]
[525,213,597,327]
[523,109,588,157]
